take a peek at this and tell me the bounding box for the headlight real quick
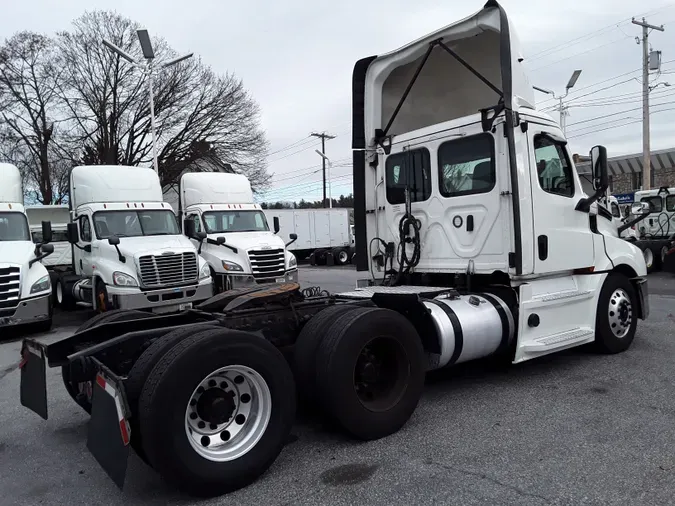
[199,263,211,279]
[222,260,244,272]
[30,275,50,294]
[112,271,138,287]
[288,254,297,268]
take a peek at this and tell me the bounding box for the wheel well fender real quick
[611,264,647,320]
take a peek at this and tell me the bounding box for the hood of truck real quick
[115,235,197,258]
[0,241,37,266]
[206,231,286,252]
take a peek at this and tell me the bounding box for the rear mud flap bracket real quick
[19,339,48,420]
[86,364,131,490]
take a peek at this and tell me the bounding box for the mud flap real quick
[86,366,131,490]
[19,339,48,420]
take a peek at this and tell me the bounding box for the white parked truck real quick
[0,163,54,331]
[20,2,649,499]
[263,208,353,265]
[176,172,298,292]
[623,187,675,272]
[53,165,213,312]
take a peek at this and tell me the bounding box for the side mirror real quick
[590,145,609,192]
[575,145,609,213]
[66,222,79,244]
[196,231,207,241]
[184,218,196,239]
[273,217,280,234]
[40,243,54,254]
[631,202,650,215]
[108,236,121,246]
[289,233,298,241]
[41,221,52,244]
[216,236,226,244]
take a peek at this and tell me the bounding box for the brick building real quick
[575,147,675,196]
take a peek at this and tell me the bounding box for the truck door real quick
[526,128,595,273]
[74,214,94,276]
[384,132,511,273]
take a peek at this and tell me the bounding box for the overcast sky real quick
[3,0,675,202]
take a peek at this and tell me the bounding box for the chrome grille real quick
[0,266,21,311]
[138,252,198,287]
[248,248,285,282]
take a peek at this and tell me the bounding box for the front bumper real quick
[108,279,213,313]
[634,276,649,320]
[216,269,299,291]
[0,293,51,327]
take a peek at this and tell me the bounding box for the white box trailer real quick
[263,208,353,265]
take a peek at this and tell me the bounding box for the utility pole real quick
[632,17,664,190]
[310,132,335,208]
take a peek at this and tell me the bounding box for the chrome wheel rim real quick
[56,283,63,304]
[661,246,668,264]
[608,288,632,338]
[644,248,654,268]
[338,251,348,263]
[185,365,271,462]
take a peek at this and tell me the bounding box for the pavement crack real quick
[0,362,19,382]
[427,460,551,504]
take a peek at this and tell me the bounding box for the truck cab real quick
[56,165,212,313]
[0,163,54,330]
[352,0,647,363]
[177,172,298,292]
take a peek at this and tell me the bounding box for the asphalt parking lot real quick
[1,266,675,505]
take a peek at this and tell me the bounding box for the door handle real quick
[466,215,474,232]
[538,235,548,261]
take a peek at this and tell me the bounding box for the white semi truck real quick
[20,1,649,499]
[263,208,353,265]
[52,165,213,312]
[175,172,298,292]
[0,163,54,331]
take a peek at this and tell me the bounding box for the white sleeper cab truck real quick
[0,163,54,331]
[18,2,649,499]
[178,172,298,292]
[55,165,213,312]
[626,187,675,272]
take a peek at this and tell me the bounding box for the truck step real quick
[531,290,592,303]
[522,327,595,353]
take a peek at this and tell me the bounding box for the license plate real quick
[276,278,286,283]
[179,303,193,311]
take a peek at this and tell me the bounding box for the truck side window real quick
[188,214,202,233]
[79,215,92,242]
[642,196,663,212]
[385,148,431,205]
[533,135,574,198]
[666,195,675,212]
[438,133,495,197]
[611,202,621,218]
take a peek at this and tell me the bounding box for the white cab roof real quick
[70,165,162,209]
[181,172,253,208]
[0,163,23,204]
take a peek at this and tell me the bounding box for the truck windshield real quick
[93,210,180,239]
[0,212,30,241]
[203,211,269,233]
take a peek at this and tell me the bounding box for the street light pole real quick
[102,31,193,174]
[315,149,333,208]
[533,70,582,135]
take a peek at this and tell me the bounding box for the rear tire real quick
[125,324,220,463]
[94,279,110,312]
[62,309,152,414]
[138,328,296,497]
[333,248,349,266]
[594,273,638,354]
[643,247,655,273]
[56,275,76,310]
[315,308,425,440]
[293,304,364,404]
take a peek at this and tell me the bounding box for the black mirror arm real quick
[205,237,238,253]
[110,244,125,263]
[575,188,606,213]
[28,248,54,268]
[285,237,297,247]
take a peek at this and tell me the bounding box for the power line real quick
[566,99,675,128]
[268,140,321,162]
[267,136,315,156]
[566,106,675,139]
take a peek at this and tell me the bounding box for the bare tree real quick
[57,11,269,192]
[0,32,69,203]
